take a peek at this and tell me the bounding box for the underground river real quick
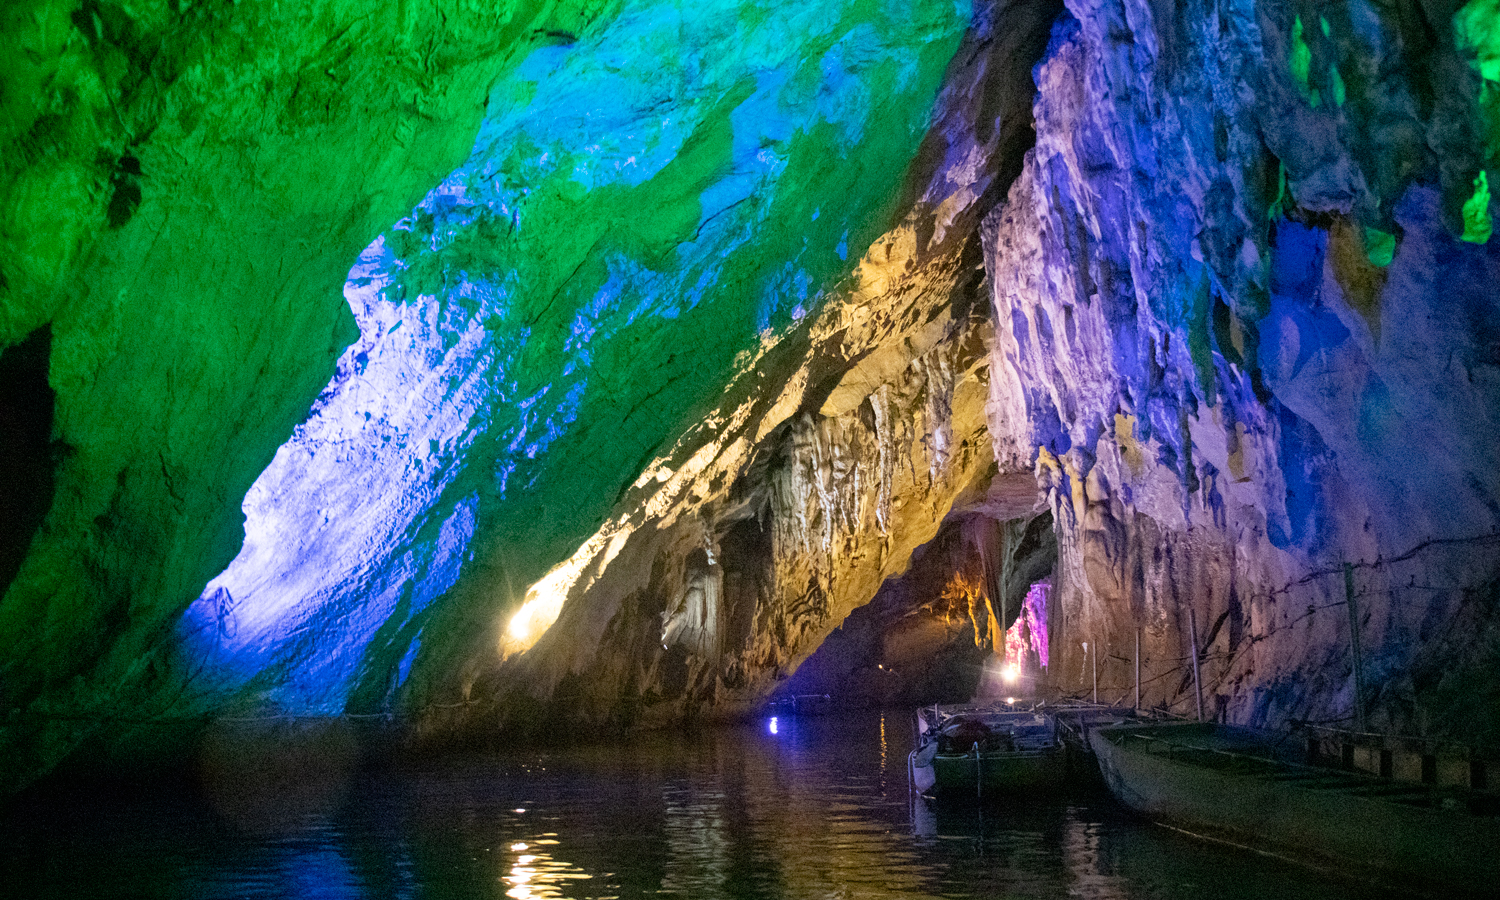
[2,710,1410,899]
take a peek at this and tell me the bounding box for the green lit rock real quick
[0,0,622,792]
[1364,226,1396,266]
[1456,0,1500,84]
[1288,15,1317,107]
[1463,170,1494,243]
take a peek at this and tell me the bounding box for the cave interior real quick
[1,0,1499,814]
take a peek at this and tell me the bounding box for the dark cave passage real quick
[0,325,57,598]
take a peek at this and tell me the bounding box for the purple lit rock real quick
[984,0,1500,736]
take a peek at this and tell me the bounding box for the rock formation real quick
[985,0,1500,741]
[2,0,1497,790]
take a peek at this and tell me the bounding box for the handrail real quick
[1300,723,1499,758]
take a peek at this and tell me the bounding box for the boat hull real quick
[912,747,1067,799]
[1090,723,1500,895]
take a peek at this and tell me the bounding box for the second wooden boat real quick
[1090,721,1500,896]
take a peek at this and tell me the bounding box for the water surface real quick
[2,711,1404,899]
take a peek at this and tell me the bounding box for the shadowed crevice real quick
[0,326,58,599]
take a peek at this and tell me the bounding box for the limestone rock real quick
[985,0,1500,736]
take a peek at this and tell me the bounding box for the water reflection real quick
[2,712,1406,900]
[503,838,594,899]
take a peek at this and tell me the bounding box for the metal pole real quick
[1188,606,1204,722]
[1345,563,1367,733]
[973,742,982,800]
[1134,627,1141,711]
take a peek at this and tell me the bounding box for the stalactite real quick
[871,385,894,536]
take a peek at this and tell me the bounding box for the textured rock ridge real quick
[985,0,1500,739]
[429,0,1066,739]
[0,0,623,791]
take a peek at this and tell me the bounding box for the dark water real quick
[3,711,1405,899]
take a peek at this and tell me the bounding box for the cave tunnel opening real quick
[0,325,58,599]
[781,507,1057,708]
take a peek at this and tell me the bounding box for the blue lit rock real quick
[985,0,1500,738]
[1,0,623,790]
[172,0,979,731]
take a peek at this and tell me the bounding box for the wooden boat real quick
[1090,721,1500,895]
[908,703,1066,799]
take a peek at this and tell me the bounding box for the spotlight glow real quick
[500,522,634,658]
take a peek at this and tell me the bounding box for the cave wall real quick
[476,0,1500,745]
[4,0,1000,783]
[170,0,985,732]
[2,0,1498,788]
[985,0,1500,738]
[484,0,1500,742]
[420,0,1064,742]
[0,0,626,791]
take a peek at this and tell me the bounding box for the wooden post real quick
[973,742,982,800]
[1188,606,1204,722]
[1345,563,1367,733]
[1134,627,1141,711]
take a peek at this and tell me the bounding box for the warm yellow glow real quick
[499,517,636,659]
[504,579,565,649]
[501,841,594,900]
[1001,664,1021,683]
[506,860,535,899]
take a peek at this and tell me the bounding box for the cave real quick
[3,0,1499,896]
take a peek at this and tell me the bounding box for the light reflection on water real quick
[503,838,594,900]
[3,711,1405,900]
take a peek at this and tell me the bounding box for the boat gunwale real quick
[1096,723,1500,813]
[1090,721,1500,897]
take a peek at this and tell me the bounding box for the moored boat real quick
[909,703,1066,799]
[1090,721,1500,896]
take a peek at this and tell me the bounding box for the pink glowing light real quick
[1003,581,1050,673]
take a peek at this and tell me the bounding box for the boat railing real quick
[1109,728,1314,775]
[1300,723,1499,757]
[1107,727,1500,817]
